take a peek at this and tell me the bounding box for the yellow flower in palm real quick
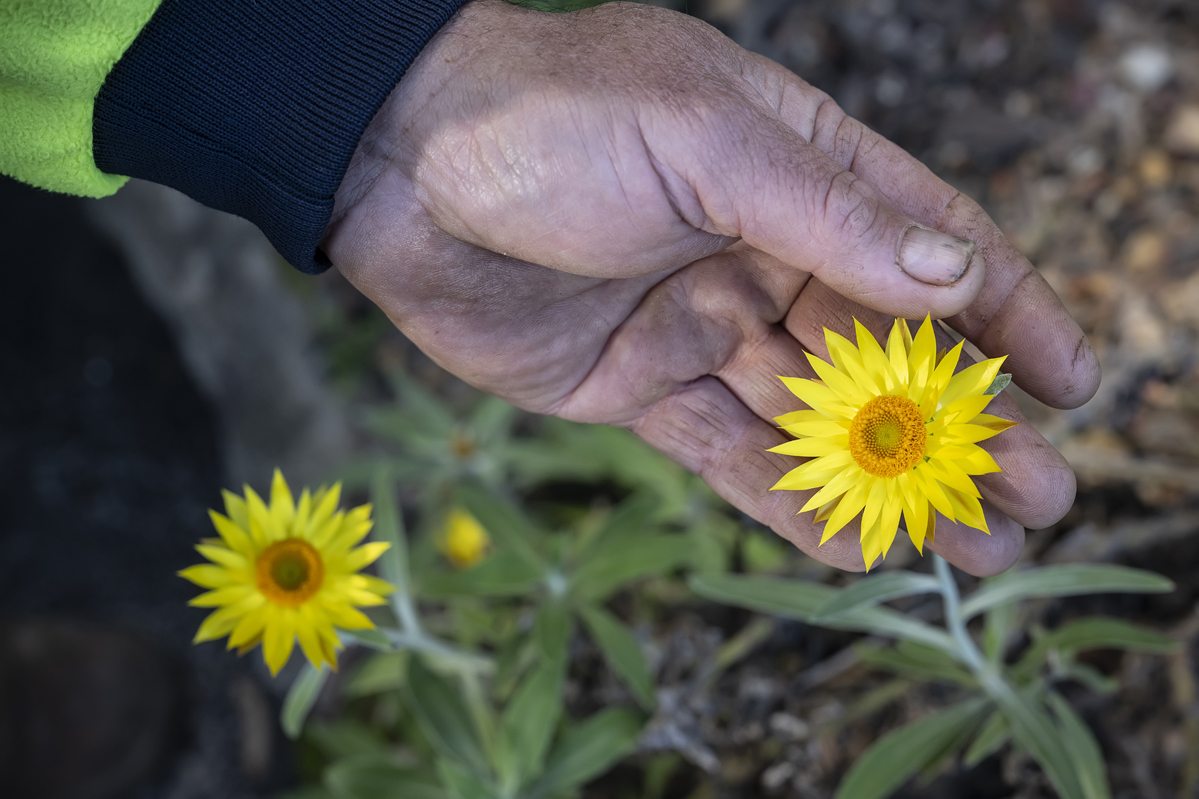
[770,317,1017,567]
[438,508,491,569]
[180,471,394,675]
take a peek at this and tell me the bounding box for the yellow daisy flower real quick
[438,508,491,569]
[770,317,1017,567]
[179,470,395,675]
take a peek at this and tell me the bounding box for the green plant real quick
[691,558,1176,799]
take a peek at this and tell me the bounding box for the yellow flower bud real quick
[439,508,490,569]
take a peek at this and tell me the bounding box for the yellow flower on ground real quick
[179,471,394,675]
[769,317,1017,567]
[438,508,491,569]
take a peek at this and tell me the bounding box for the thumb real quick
[683,114,985,320]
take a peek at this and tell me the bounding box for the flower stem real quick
[934,555,987,675]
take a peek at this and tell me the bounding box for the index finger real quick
[755,62,1100,410]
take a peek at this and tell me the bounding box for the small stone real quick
[1120,44,1173,92]
[1139,149,1173,187]
[1164,105,1199,156]
[1122,229,1168,274]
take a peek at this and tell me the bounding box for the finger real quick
[630,376,871,571]
[783,279,1076,530]
[926,500,1025,578]
[646,105,987,321]
[781,85,1100,409]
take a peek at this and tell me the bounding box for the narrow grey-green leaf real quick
[854,641,976,687]
[341,627,392,651]
[535,601,573,665]
[526,708,644,799]
[405,656,491,777]
[501,657,567,789]
[812,572,941,622]
[325,757,448,799]
[576,493,661,562]
[985,677,1086,799]
[982,601,1016,664]
[345,651,408,698]
[419,550,544,598]
[436,759,498,799]
[1046,692,1111,799]
[572,535,688,602]
[689,574,957,656]
[834,698,987,799]
[1040,617,1177,655]
[961,565,1174,620]
[963,709,1009,767]
[579,603,655,709]
[282,662,328,740]
[984,373,1012,396]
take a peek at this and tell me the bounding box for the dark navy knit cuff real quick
[94,0,470,274]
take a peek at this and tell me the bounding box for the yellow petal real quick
[907,316,938,384]
[179,564,235,589]
[859,478,887,536]
[222,490,251,530]
[901,483,931,553]
[819,482,868,544]
[769,436,848,458]
[334,541,390,573]
[800,466,864,512]
[270,469,296,533]
[854,319,898,393]
[922,458,982,498]
[805,352,870,408]
[938,356,1006,409]
[959,446,1002,475]
[228,609,268,649]
[209,510,255,558]
[263,612,296,676]
[944,486,989,533]
[827,327,881,396]
[196,543,249,570]
[923,341,964,418]
[937,394,994,425]
[778,376,857,419]
[971,413,1019,434]
[940,423,1007,446]
[770,451,854,491]
[189,585,255,608]
[912,466,956,521]
[886,320,910,386]
[779,420,851,439]
[775,409,832,427]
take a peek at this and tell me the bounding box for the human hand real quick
[322,0,1100,575]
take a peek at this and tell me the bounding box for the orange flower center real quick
[256,539,324,607]
[848,395,927,478]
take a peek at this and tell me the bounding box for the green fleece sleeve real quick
[0,0,162,198]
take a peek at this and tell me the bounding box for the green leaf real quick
[963,709,1010,767]
[812,571,941,622]
[1045,692,1111,799]
[833,697,988,799]
[854,641,976,687]
[341,627,392,651]
[499,656,567,789]
[436,759,498,799]
[1039,617,1177,655]
[689,574,957,656]
[571,534,689,602]
[419,550,545,598]
[579,603,656,709]
[325,757,449,799]
[282,662,328,740]
[961,565,1174,620]
[469,396,519,445]
[984,373,1012,396]
[307,720,391,761]
[1061,662,1119,695]
[345,651,408,699]
[575,493,661,562]
[535,601,573,665]
[1014,618,1177,680]
[388,370,457,436]
[405,656,491,777]
[985,677,1086,799]
[982,601,1017,664]
[525,708,644,799]
[454,484,546,570]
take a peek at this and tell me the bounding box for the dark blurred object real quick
[0,619,185,799]
[0,176,293,797]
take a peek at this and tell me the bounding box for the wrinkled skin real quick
[323,0,1100,576]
